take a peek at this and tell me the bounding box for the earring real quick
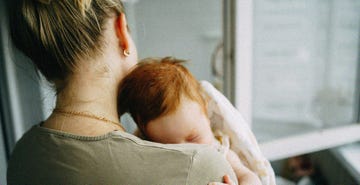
[123,49,130,57]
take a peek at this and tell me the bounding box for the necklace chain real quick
[53,108,125,131]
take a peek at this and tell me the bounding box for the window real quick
[234,0,360,161]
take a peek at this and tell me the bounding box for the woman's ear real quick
[115,13,130,56]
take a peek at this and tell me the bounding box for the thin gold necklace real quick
[53,108,125,131]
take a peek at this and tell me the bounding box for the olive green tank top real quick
[7,124,237,185]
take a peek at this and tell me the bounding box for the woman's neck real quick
[44,68,126,135]
[57,78,119,119]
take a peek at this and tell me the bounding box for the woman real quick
[7,0,238,184]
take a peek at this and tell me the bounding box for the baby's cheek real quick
[201,133,216,145]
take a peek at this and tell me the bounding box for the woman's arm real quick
[187,146,239,185]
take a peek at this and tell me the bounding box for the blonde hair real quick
[10,0,125,87]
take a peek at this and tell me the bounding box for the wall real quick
[132,0,222,82]
[0,118,6,185]
[1,0,44,141]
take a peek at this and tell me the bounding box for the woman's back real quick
[8,0,238,184]
[7,125,237,184]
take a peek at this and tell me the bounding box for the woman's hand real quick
[208,175,236,185]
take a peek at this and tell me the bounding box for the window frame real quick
[232,0,360,161]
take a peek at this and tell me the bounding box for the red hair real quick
[118,57,207,132]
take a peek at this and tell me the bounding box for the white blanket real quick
[201,81,276,185]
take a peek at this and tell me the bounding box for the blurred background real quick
[1,0,359,184]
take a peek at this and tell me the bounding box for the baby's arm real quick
[226,149,261,185]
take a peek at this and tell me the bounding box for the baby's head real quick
[118,57,214,144]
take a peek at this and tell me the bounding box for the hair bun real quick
[37,0,51,4]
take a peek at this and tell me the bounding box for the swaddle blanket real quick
[201,81,276,185]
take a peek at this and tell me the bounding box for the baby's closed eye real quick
[186,134,202,143]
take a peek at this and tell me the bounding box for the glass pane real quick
[125,0,223,85]
[252,0,360,142]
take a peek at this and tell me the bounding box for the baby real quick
[118,57,261,185]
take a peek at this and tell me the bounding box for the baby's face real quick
[145,99,214,145]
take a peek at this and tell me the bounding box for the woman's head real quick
[118,57,213,144]
[10,0,135,90]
